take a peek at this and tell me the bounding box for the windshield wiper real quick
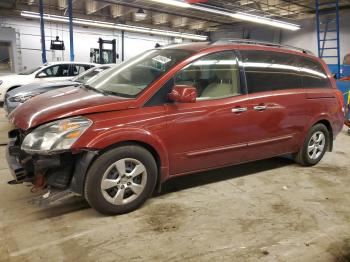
[100,90,119,96]
[80,84,121,97]
[80,84,94,90]
[80,84,134,98]
[80,84,107,95]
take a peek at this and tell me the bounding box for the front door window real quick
[39,64,70,78]
[174,51,241,100]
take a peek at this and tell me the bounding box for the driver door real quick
[165,50,252,175]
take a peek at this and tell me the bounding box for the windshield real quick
[19,66,42,75]
[73,66,111,83]
[87,49,193,98]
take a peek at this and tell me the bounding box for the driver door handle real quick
[253,105,267,111]
[231,107,248,113]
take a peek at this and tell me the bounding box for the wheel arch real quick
[313,119,334,151]
[6,85,21,93]
[2,85,21,100]
[101,140,162,178]
[71,132,170,195]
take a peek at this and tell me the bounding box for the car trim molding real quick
[186,142,247,157]
[247,134,295,146]
[185,134,295,158]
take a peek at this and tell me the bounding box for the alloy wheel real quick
[100,158,147,205]
[307,131,326,160]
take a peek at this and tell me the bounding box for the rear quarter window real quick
[298,57,331,88]
[240,50,302,94]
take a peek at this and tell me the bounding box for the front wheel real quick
[293,123,329,166]
[84,145,158,215]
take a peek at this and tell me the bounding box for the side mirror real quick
[168,85,197,103]
[36,72,47,78]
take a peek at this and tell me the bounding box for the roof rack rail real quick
[211,39,314,55]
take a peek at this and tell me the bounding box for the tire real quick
[293,123,329,166]
[84,145,157,215]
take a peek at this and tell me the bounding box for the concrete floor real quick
[0,108,350,261]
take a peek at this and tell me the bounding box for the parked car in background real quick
[6,41,345,215]
[4,64,114,114]
[0,61,96,102]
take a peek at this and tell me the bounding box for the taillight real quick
[335,89,345,114]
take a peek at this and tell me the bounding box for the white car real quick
[0,61,96,102]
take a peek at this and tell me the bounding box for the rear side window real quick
[241,50,301,93]
[70,64,90,76]
[298,57,331,88]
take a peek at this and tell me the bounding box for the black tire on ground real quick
[84,145,158,215]
[293,123,329,166]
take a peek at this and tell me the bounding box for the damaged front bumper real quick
[6,129,97,206]
[6,138,26,184]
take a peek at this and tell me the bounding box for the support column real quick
[39,0,47,63]
[68,0,74,61]
[98,38,103,64]
[112,39,116,63]
[121,30,125,62]
[335,0,341,78]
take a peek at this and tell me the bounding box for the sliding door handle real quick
[231,107,248,113]
[253,105,267,111]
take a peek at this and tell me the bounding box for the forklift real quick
[90,38,118,64]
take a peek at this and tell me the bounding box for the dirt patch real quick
[335,151,346,156]
[237,218,266,233]
[326,238,350,262]
[270,201,319,232]
[313,165,349,175]
[271,201,301,215]
[141,202,185,233]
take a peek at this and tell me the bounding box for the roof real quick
[43,61,97,66]
[162,42,210,51]
[162,40,316,58]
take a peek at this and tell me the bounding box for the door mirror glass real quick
[168,85,197,103]
[36,72,47,78]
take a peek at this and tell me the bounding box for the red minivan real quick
[6,40,345,215]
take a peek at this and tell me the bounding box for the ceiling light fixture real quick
[147,0,191,8]
[21,11,207,41]
[134,8,147,20]
[146,0,300,31]
[230,12,300,31]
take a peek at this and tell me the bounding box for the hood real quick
[0,75,34,98]
[0,74,20,79]
[9,85,135,130]
[0,74,29,83]
[1,74,31,79]
[6,80,78,97]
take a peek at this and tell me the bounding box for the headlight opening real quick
[21,116,92,153]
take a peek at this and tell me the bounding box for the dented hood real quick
[9,85,134,130]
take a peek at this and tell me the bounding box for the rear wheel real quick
[294,123,329,166]
[84,145,157,215]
